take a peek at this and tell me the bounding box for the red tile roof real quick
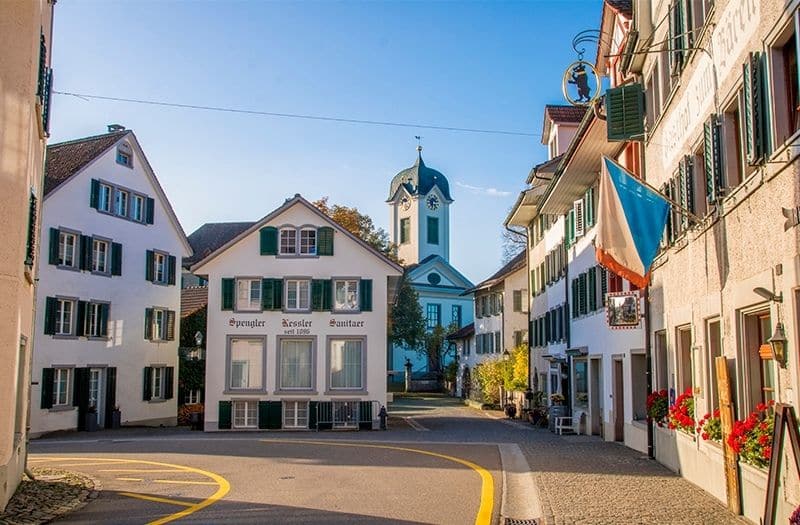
[44,131,128,197]
[544,105,588,124]
[606,0,632,17]
[181,286,208,318]
[446,322,475,341]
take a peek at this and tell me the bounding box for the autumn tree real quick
[313,197,400,263]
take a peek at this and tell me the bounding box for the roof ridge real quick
[48,130,129,149]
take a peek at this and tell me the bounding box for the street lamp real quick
[502,349,511,361]
[193,331,204,360]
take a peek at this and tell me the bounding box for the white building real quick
[191,194,403,431]
[31,128,191,436]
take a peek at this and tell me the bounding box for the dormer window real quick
[116,142,133,168]
[280,228,297,255]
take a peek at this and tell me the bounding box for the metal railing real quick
[315,400,380,431]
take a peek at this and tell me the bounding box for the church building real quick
[386,147,474,377]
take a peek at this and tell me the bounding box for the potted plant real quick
[84,405,98,432]
[550,393,565,405]
[728,400,775,469]
[110,405,121,429]
[646,390,668,427]
[696,409,722,442]
[667,387,695,434]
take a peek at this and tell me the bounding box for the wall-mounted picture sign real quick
[605,291,640,329]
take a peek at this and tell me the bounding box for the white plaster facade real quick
[31,130,191,436]
[192,195,402,431]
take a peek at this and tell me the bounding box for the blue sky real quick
[49,0,602,283]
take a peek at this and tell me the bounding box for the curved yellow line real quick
[261,440,494,525]
[32,456,230,525]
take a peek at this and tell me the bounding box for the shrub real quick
[178,403,204,426]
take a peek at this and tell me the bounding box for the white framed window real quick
[299,228,316,255]
[285,279,310,311]
[334,279,359,312]
[87,302,102,337]
[53,368,71,406]
[236,278,261,311]
[55,299,74,335]
[152,308,165,340]
[233,400,258,428]
[280,228,297,255]
[98,184,112,212]
[154,252,166,283]
[115,189,128,217]
[92,239,109,273]
[280,339,313,390]
[116,143,133,167]
[283,400,309,428]
[229,337,264,390]
[131,194,145,222]
[151,366,164,399]
[330,339,363,390]
[58,231,77,267]
[185,389,202,404]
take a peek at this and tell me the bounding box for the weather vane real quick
[415,135,423,151]
[562,29,602,107]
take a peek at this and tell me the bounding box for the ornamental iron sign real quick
[561,29,602,107]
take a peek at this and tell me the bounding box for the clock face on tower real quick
[400,197,411,211]
[426,195,440,210]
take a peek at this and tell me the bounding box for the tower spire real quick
[415,135,423,155]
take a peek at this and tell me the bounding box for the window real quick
[154,253,166,284]
[185,389,202,404]
[131,195,145,222]
[285,279,310,311]
[426,303,441,329]
[284,401,309,428]
[513,330,525,347]
[452,305,462,327]
[233,400,258,429]
[115,189,128,217]
[92,239,109,273]
[55,299,74,335]
[771,21,800,144]
[333,279,359,312]
[400,218,410,244]
[645,61,662,129]
[58,231,77,267]
[676,325,693,393]
[741,310,775,414]
[236,278,262,311]
[513,290,523,312]
[52,368,71,406]
[427,217,439,245]
[98,183,112,213]
[299,228,316,255]
[574,360,588,408]
[146,307,175,341]
[151,367,164,399]
[280,228,297,255]
[147,250,175,285]
[153,309,165,340]
[654,330,669,391]
[631,354,648,420]
[330,339,363,390]
[116,143,133,167]
[279,339,313,390]
[706,319,722,413]
[86,302,106,337]
[229,337,264,390]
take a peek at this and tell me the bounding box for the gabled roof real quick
[184,221,255,267]
[446,322,475,341]
[464,251,526,294]
[541,105,588,145]
[190,194,404,275]
[44,131,129,196]
[406,254,474,291]
[181,286,208,318]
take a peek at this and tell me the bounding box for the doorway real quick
[88,368,105,428]
[590,357,602,435]
[612,358,624,441]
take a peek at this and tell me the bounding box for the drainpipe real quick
[563,223,572,411]
[644,285,654,459]
[505,223,533,407]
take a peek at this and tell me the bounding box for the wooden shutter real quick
[221,278,235,310]
[566,210,575,246]
[268,401,282,429]
[111,243,123,276]
[165,310,176,341]
[99,304,109,337]
[743,52,767,165]
[322,280,332,310]
[76,300,87,337]
[317,226,334,256]
[530,270,536,298]
[260,279,274,310]
[144,308,154,340]
[681,156,695,225]
[359,279,373,312]
[48,228,59,265]
[44,296,57,335]
[309,401,318,430]
[260,226,278,255]
[311,280,326,311]
[90,179,100,209]
[164,367,174,400]
[272,279,283,310]
[73,367,89,411]
[42,68,52,135]
[167,256,176,285]
[143,367,152,401]
[578,273,587,315]
[600,267,608,306]
[104,368,117,428]
[36,34,47,99]
[218,401,232,429]
[545,311,551,343]
[704,116,722,202]
[584,187,594,227]
[145,250,154,282]
[145,197,155,224]
[606,83,645,141]
[574,200,585,237]
[588,267,597,311]
[258,401,270,429]
[40,368,54,409]
[80,235,92,271]
[571,279,578,318]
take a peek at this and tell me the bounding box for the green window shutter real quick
[588,267,597,311]
[144,308,153,340]
[36,34,47,99]
[44,297,56,335]
[221,278,235,310]
[360,279,373,312]
[42,68,52,135]
[167,256,177,285]
[309,401,318,430]
[743,52,768,166]
[668,0,685,73]
[260,226,278,255]
[272,279,283,310]
[164,367,174,400]
[76,300,87,337]
[317,226,334,256]
[40,368,54,409]
[704,116,722,202]
[48,228,59,265]
[427,217,439,245]
[578,273,587,315]
[268,401,282,429]
[311,280,325,311]
[218,401,232,429]
[359,401,373,430]
[165,310,176,341]
[566,210,575,246]
[143,367,152,401]
[606,83,645,141]
[322,280,332,310]
[600,267,608,306]
[145,250,154,282]
[258,401,270,429]
[90,179,100,209]
[682,156,695,218]
[145,197,155,224]
[545,311,551,343]
[99,304,109,337]
[260,278,273,310]
[80,235,92,271]
[103,368,117,428]
[530,270,536,298]
[111,242,123,275]
[571,279,578,318]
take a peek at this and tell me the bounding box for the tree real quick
[421,323,456,375]
[502,225,527,264]
[313,197,401,263]
[388,275,426,352]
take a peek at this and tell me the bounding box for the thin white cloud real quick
[455,181,512,197]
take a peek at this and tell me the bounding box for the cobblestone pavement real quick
[0,467,98,525]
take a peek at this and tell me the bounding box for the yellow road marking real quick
[99,469,183,473]
[116,477,143,482]
[117,492,194,508]
[31,457,230,525]
[153,479,218,486]
[53,461,131,467]
[262,439,494,525]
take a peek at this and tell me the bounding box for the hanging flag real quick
[596,156,669,288]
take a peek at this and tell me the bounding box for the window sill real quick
[53,334,78,340]
[223,389,266,396]
[332,309,362,315]
[325,389,367,396]
[56,264,80,272]
[277,254,320,259]
[148,398,168,404]
[283,309,312,314]
[87,336,110,342]
[49,406,75,413]
[90,270,112,278]
[275,389,317,396]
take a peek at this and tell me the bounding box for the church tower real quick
[387,146,453,265]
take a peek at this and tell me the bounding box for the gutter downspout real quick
[644,285,654,459]
[505,223,533,406]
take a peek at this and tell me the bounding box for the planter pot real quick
[84,413,98,432]
[111,410,121,429]
[548,405,567,432]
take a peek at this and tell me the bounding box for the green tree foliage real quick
[422,324,452,374]
[313,197,400,263]
[389,275,426,351]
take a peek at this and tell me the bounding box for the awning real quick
[539,114,623,215]
[505,187,542,228]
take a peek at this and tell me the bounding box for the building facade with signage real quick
[0,0,55,509]
[192,195,403,431]
[628,0,800,520]
[31,128,191,436]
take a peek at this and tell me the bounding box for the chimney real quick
[107,124,126,133]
